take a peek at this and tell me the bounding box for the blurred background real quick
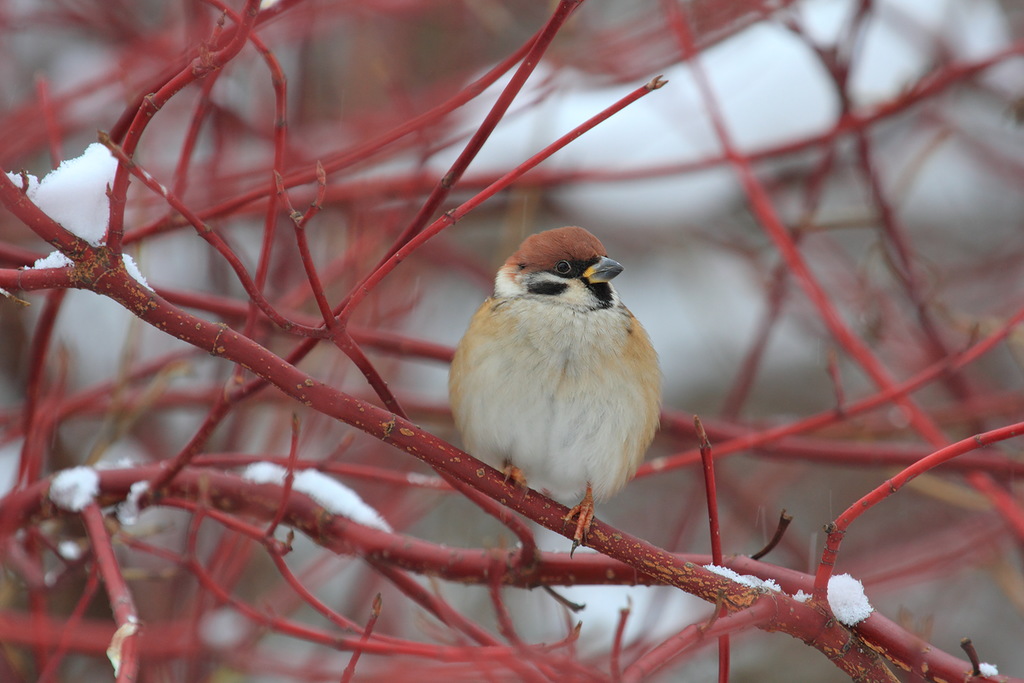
[1,0,1024,680]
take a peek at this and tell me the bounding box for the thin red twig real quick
[813,420,1024,598]
[339,594,382,683]
[81,504,141,682]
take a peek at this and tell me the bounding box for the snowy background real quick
[1,0,1023,680]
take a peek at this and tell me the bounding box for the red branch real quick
[80,504,141,682]
[2,2,1022,680]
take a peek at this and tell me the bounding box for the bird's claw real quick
[563,485,595,557]
[502,464,528,488]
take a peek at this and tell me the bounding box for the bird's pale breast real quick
[449,296,659,501]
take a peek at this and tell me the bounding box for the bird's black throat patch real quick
[585,281,614,308]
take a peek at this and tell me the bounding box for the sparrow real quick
[449,226,660,552]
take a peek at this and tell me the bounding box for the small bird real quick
[449,226,660,552]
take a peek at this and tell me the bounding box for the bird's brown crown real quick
[505,226,607,272]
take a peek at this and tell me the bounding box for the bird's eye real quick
[555,260,572,275]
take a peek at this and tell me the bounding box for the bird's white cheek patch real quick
[493,267,521,299]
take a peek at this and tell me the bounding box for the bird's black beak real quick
[583,257,623,283]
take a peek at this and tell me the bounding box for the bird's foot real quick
[502,464,528,488]
[562,485,595,557]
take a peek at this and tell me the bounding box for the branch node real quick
[960,637,982,676]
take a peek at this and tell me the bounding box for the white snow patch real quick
[242,461,286,485]
[29,143,118,246]
[117,481,150,526]
[827,573,873,626]
[199,607,249,649]
[31,250,73,270]
[241,462,391,531]
[792,589,811,603]
[5,171,39,194]
[704,564,780,592]
[979,662,999,677]
[49,466,100,512]
[121,254,152,291]
[58,540,83,560]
